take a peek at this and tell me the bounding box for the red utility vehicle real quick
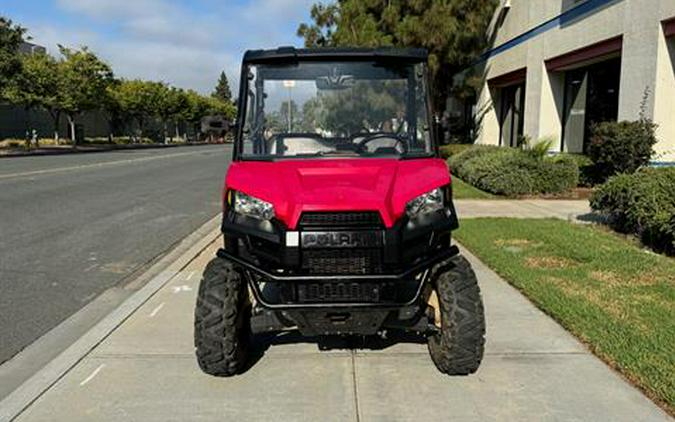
[194,47,485,376]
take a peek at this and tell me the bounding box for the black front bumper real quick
[220,206,459,335]
[217,245,459,309]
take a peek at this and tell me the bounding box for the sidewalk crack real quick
[350,350,361,422]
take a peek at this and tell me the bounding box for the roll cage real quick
[232,47,441,161]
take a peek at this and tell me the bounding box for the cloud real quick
[55,0,170,20]
[22,0,315,94]
[24,23,101,55]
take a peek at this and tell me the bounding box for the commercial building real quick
[459,0,675,164]
[17,41,46,55]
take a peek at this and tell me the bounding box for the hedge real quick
[448,146,579,196]
[590,167,675,254]
[447,145,501,176]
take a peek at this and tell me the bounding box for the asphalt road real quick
[0,145,231,364]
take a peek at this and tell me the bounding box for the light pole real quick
[283,80,295,132]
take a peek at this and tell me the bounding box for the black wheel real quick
[427,255,485,375]
[194,256,251,376]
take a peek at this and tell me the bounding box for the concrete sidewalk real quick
[2,234,669,421]
[456,199,593,221]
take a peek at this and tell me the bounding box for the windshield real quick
[239,60,432,159]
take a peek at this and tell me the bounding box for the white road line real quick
[149,302,165,318]
[79,364,105,387]
[171,285,193,293]
[0,149,217,181]
[186,271,195,280]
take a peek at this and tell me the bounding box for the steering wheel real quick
[355,133,409,154]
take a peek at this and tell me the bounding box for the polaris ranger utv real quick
[194,47,485,376]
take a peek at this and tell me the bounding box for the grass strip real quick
[455,218,674,414]
[452,177,495,199]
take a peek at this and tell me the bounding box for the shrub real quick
[533,155,580,193]
[556,153,594,187]
[587,119,657,183]
[590,168,675,254]
[452,147,579,196]
[448,145,501,175]
[524,136,555,160]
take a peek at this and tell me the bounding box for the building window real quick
[499,83,526,147]
[562,57,621,153]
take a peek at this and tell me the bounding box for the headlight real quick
[406,188,444,218]
[233,191,275,220]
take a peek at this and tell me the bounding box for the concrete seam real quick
[350,350,361,422]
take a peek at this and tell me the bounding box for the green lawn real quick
[452,177,495,199]
[455,219,675,414]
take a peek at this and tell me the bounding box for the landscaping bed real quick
[448,145,579,197]
[455,218,675,414]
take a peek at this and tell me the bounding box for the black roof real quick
[243,47,428,64]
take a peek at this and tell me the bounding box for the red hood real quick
[225,158,451,229]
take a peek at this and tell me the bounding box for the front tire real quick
[428,255,485,375]
[194,256,251,376]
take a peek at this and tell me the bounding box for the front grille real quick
[302,249,382,275]
[299,212,383,228]
[297,282,382,303]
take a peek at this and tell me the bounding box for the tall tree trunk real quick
[132,116,144,144]
[67,114,77,147]
[432,68,450,115]
[175,121,180,142]
[49,110,61,145]
[138,116,145,143]
[24,106,31,149]
[107,114,115,143]
[129,116,136,143]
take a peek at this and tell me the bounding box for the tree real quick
[156,85,188,143]
[182,90,211,141]
[297,0,498,112]
[279,100,299,132]
[206,96,236,118]
[58,46,114,145]
[180,91,235,141]
[102,79,123,143]
[109,79,161,142]
[212,71,233,103]
[0,17,26,97]
[5,52,63,145]
[297,3,340,47]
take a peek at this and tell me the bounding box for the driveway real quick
[2,229,668,421]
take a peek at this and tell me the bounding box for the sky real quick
[1,0,316,94]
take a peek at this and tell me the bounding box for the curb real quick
[0,216,222,422]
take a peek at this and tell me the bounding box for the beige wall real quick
[473,0,675,162]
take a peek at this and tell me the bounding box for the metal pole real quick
[288,87,292,132]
